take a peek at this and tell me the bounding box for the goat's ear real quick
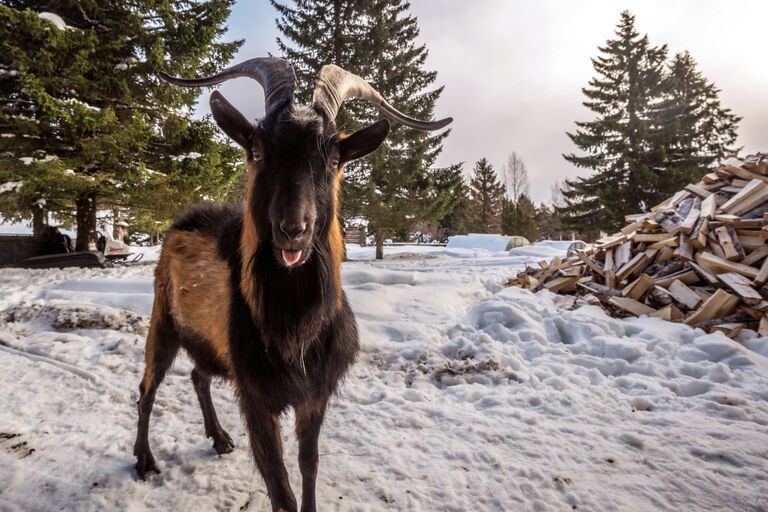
[339,119,390,164]
[209,91,254,149]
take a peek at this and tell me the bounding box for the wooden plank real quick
[689,262,719,286]
[620,222,640,236]
[543,275,580,293]
[654,269,699,288]
[595,234,627,250]
[641,219,660,230]
[715,225,742,261]
[715,214,742,224]
[685,183,712,198]
[654,211,683,235]
[680,207,700,234]
[609,296,656,316]
[718,272,763,305]
[622,274,654,301]
[657,245,675,263]
[648,236,677,250]
[649,305,672,320]
[723,161,768,185]
[738,236,765,250]
[675,232,693,261]
[690,218,709,249]
[709,323,744,339]
[701,172,721,184]
[614,241,632,269]
[651,190,689,212]
[720,179,766,212]
[699,194,717,220]
[728,187,768,216]
[576,250,604,276]
[755,256,768,285]
[742,245,768,266]
[697,251,759,279]
[668,279,703,309]
[604,249,615,273]
[685,289,737,325]
[615,252,650,282]
[634,232,674,243]
[736,230,763,238]
[760,315,768,336]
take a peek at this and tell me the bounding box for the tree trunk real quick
[75,191,98,251]
[32,205,48,237]
[375,226,384,260]
[112,208,122,241]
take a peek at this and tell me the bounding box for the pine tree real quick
[273,0,456,259]
[654,51,740,191]
[0,1,242,249]
[560,11,670,233]
[465,158,505,233]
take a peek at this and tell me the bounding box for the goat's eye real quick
[251,147,263,162]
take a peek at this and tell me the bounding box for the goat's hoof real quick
[135,450,160,479]
[211,429,235,455]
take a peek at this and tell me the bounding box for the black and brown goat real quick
[133,57,451,511]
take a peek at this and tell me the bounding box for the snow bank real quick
[0,242,766,511]
[447,233,529,251]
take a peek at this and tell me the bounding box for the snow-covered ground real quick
[0,242,766,511]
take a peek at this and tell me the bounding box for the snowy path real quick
[0,243,767,511]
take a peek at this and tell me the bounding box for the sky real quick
[194,0,768,204]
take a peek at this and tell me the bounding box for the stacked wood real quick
[507,155,768,339]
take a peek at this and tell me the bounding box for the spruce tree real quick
[465,158,505,233]
[560,11,670,233]
[273,0,456,259]
[561,11,741,234]
[501,194,538,241]
[654,51,740,191]
[0,1,242,248]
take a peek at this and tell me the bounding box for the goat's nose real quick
[280,221,307,240]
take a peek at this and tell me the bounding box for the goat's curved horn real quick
[159,57,296,113]
[312,64,452,131]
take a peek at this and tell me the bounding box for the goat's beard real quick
[255,239,336,366]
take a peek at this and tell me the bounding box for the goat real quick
[132,57,452,512]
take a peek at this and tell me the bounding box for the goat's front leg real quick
[240,394,297,512]
[295,399,328,512]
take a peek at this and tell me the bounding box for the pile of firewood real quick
[508,155,768,339]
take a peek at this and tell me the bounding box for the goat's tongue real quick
[281,249,302,266]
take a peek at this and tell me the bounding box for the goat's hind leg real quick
[191,367,234,455]
[134,320,180,479]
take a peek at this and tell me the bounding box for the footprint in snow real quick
[0,432,35,459]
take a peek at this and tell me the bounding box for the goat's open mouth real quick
[281,249,303,267]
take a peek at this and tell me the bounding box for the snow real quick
[447,233,531,251]
[0,181,23,194]
[0,242,766,511]
[38,12,72,31]
[171,152,203,162]
[18,154,57,165]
